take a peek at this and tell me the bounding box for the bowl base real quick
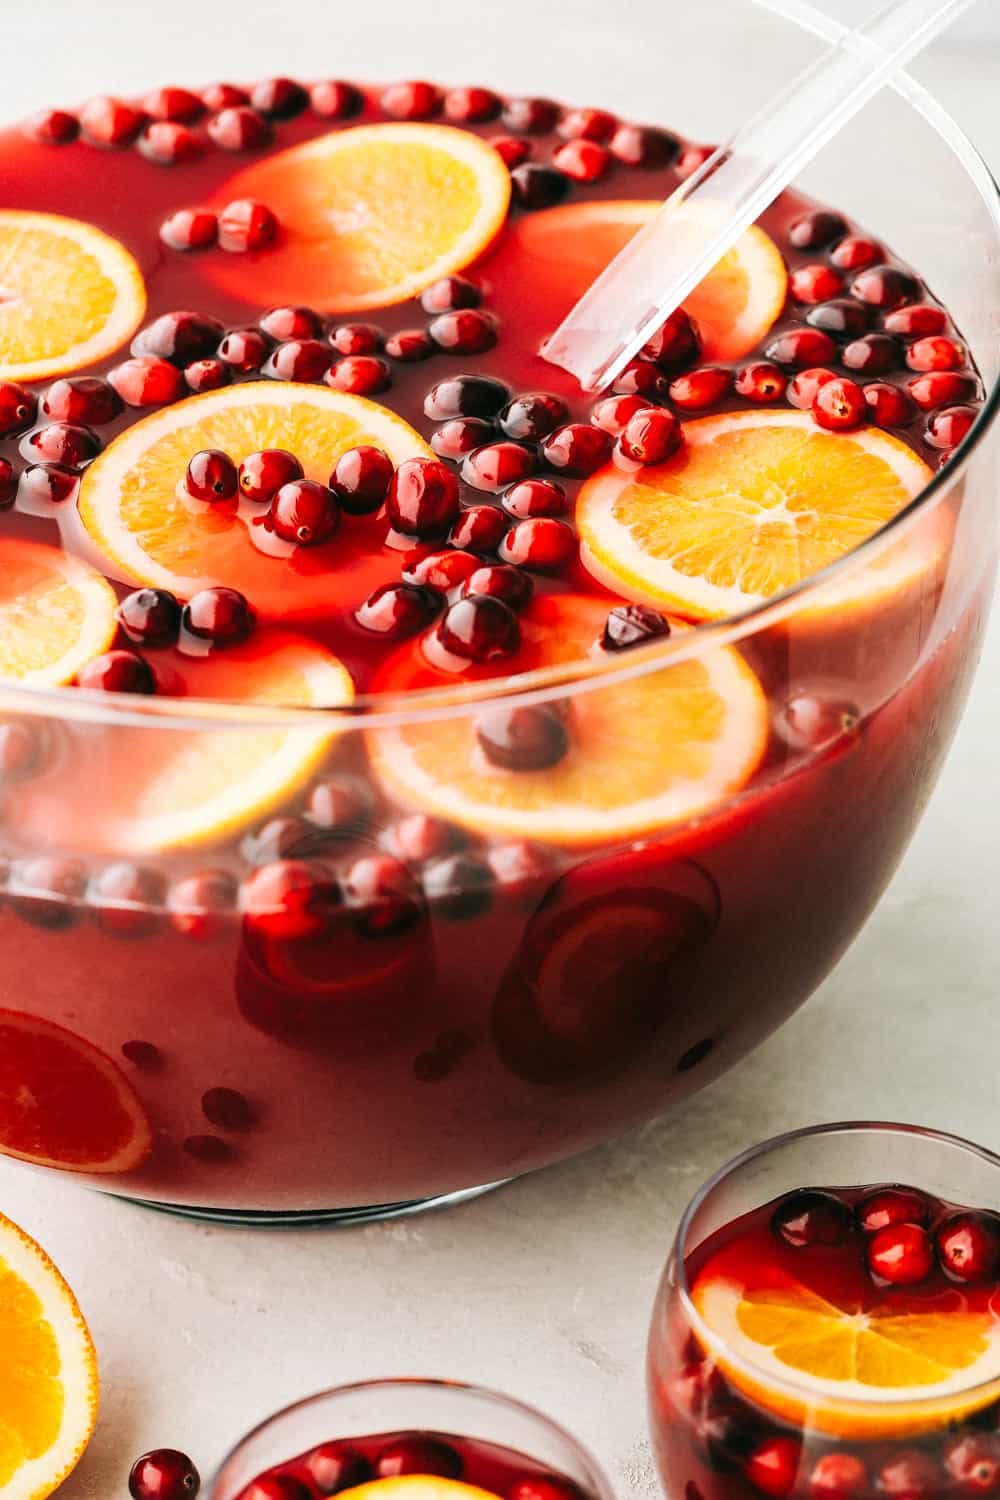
[107,1178,511,1227]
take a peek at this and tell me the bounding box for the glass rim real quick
[209,1376,616,1500]
[674,1119,1000,1415]
[4,15,999,732]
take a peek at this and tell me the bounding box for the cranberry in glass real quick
[553,138,611,182]
[806,300,873,340]
[242,1479,310,1500]
[422,853,494,920]
[438,594,521,662]
[92,862,166,937]
[772,1190,853,1248]
[492,137,533,169]
[207,106,272,152]
[610,123,678,167]
[27,108,80,145]
[161,209,218,253]
[327,355,391,395]
[403,548,481,592]
[342,853,423,937]
[502,97,559,134]
[613,359,670,400]
[0,720,40,778]
[502,517,575,571]
[735,363,787,402]
[541,423,612,477]
[841,335,900,375]
[242,859,340,943]
[139,121,203,167]
[309,80,365,119]
[669,367,732,411]
[329,323,383,357]
[265,338,332,382]
[43,376,122,425]
[556,106,616,142]
[444,86,502,124]
[0,382,38,436]
[477,704,569,771]
[856,1186,934,1234]
[908,372,978,411]
[884,304,949,338]
[421,276,482,314]
[239,449,304,504]
[271,480,340,545]
[21,464,78,504]
[590,394,647,434]
[134,310,225,364]
[242,816,317,865]
[356,583,438,638]
[746,1438,802,1499]
[78,650,156,695]
[385,329,434,362]
[936,1212,1000,1282]
[450,505,508,554]
[182,587,254,644]
[766,328,838,370]
[201,83,250,111]
[778,694,859,754]
[380,80,442,120]
[943,1436,1000,1494]
[788,210,848,250]
[431,417,497,460]
[619,407,684,463]
[788,367,837,410]
[217,198,279,253]
[376,1438,462,1480]
[487,841,556,898]
[502,478,566,519]
[878,1452,941,1500]
[424,374,509,421]
[851,266,921,309]
[865,382,915,429]
[907,335,967,373]
[642,308,701,370]
[109,357,184,407]
[831,235,883,270]
[129,1450,201,1500]
[169,869,238,939]
[809,1455,868,1500]
[500,392,569,442]
[0,459,15,509]
[121,1039,162,1069]
[201,1086,256,1130]
[307,778,365,831]
[259,306,323,341]
[675,142,717,180]
[330,445,394,514]
[388,458,460,536]
[866,1222,935,1285]
[117,588,182,646]
[812,378,867,433]
[603,603,671,651]
[789,264,844,304]
[250,76,309,118]
[926,404,978,451]
[80,95,145,147]
[11,857,87,929]
[463,563,533,611]
[388,812,461,864]
[510,164,570,211]
[21,422,100,470]
[185,359,231,393]
[462,441,537,492]
[428,310,498,355]
[186,449,238,502]
[217,328,271,373]
[305,1444,373,1495]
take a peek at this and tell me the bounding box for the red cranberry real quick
[43,377,121,426]
[502,517,575,571]
[207,106,272,152]
[450,505,508,554]
[443,86,501,123]
[185,359,231,393]
[26,108,80,145]
[21,422,100,470]
[327,355,391,394]
[385,329,434,362]
[788,367,837,409]
[463,563,533,610]
[500,393,569,442]
[908,371,978,411]
[403,549,481,592]
[610,123,678,167]
[590,394,647,434]
[91,861,165,937]
[169,869,238,939]
[841,335,900,375]
[772,1190,853,1248]
[135,311,225,365]
[305,1445,373,1495]
[831,236,882,270]
[121,1039,162,1068]
[462,442,537,492]
[502,97,559,134]
[160,209,218,252]
[788,210,848,250]
[356,582,438,638]
[809,1455,867,1500]
[139,121,203,166]
[265,339,332,382]
[329,323,383,356]
[559,107,617,142]
[182,1134,232,1164]
[342,853,423,937]
[602,603,671,650]
[613,360,670,400]
[926,404,978,451]
[186,449,238,502]
[11,857,89,929]
[78,650,156,695]
[387,813,460,864]
[735,363,787,402]
[541,423,612,477]
[242,1479,309,1500]
[424,374,509,421]
[0,459,15,509]
[239,449,304,504]
[907,335,966,373]
[420,276,482,314]
[885,304,949,338]
[619,407,684,463]
[936,1212,1000,1283]
[260,307,323,341]
[144,87,204,123]
[777,694,859,754]
[182,587,254,644]
[944,1435,1000,1494]
[669,367,731,412]
[242,859,340,942]
[746,1437,802,1498]
[330,445,394,515]
[0,381,38,436]
[129,1450,200,1500]
[388,458,460,536]
[508,1480,581,1500]
[422,854,493,920]
[20,465,78,504]
[250,77,308,118]
[117,588,182,646]
[865,382,915,429]
[878,1453,941,1500]
[201,84,249,111]
[502,478,566,519]
[852,267,920,309]
[856,1186,934,1234]
[806,300,874,339]
[790,264,844,304]
[675,143,717,180]
[109,357,184,407]
[477,705,568,771]
[381,80,441,120]
[432,416,496,460]
[271,480,340,546]
[643,309,701,370]
[309,80,365,119]
[486,841,556,897]
[218,199,278,252]
[217,328,270,372]
[492,137,533,169]
[376,1438,462,1480]
[867,1222,935,1285]
[201,1086,256,1130]
[813,378,867,432]
[766,328,837,369]
[0,720,41,777]
[306,778,365,831]
[80,96,145,147]
[553,138,611,182]
[242,816,316,865]
[510,164,570,210]
[428,310,498,356]
[438,594,520,661]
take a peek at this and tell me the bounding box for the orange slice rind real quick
[339,1481,505,1500]
[0,540,118,688]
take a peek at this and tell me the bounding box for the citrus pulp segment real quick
[0,540,118,688]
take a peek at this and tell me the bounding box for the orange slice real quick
[14,628,354,853]
[496,200,786,362]
[339,1481,501,1500]
[76,381,432,625]
[0,210,145,382]
[0,1205,98,1500]
[577,410,937,622]
[370,593,767,846]
[0,1010,150,1173]
[0,540,117,687]
[205,122,512,312]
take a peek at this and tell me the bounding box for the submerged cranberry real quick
[242,816,317,865]
[243,1479,309,1500]
[0,721,41,777]
[201,83,250,111]
[309,80,365,119]
[462,441,537,492]
[866,1222,935,1285]
[851,266,920,309]
[403,549,480,592]
[812,378,867,432]
[602,603,671,651]
[463,564,533,610]
[438,595,521,661]
[936,1212,1000,1283]
[788,210,848,250]
[487,841,556,896]
[926,405,978,451]
[80,95,145,147]
[27,108,80,144]
[943,1435,1000,1494]
[117,588,182,646]
[864,382,914,430]
[431,417,496,460]
[20,464,78,504]
[500,392,569,442]
[492,137,533,169]
[809,1454,867,1500]
[239,449,304,504]
[10,857,87,929]
[856,1186,934,1234]
[477,704,569,771]
[92,862,165,937]
[327,355,391,394]
[217,328,270,372]
[385,329,434,362]
[250,76,309,118]
[558,107,617,142]
[907,335,967,373]
[381,80,441,120]
[182,587,254,644]
[78,650,156,695]
[43,376,122,426]
[201,1086,256,1131]
[790,264,844,304]
[421,275,482,314]
[135,311,225,365]
[343,854,423,937]
[218,199,278,252]
[502,96,559,134]
[675,143,717,180]
[450,505,508,554]
[746,1437,802,1499]
[502,478,566,519]
[778,694,859,754]
[643,309,701,370]
[766,328,838,370]
[185,358,231,393]
[304,1444,373,1495]
[772,1190,853,1248]
[428,310,498,355]
[831,235,882,270]
[330,445,394,514]
[541,423,612,476]
[388,813,460,865]
[502,517,575,571]
[884,304,949,338]
[443,86,502,124]
[388,458,460,535]
[169,869,238,939]
[422,854,494,920]
[735,363,787,402]
[260,306,323,341]
[878,1451,942,1500]
[553,138,611,182]
[356,583,438,638]
[908,372,978,411]
[0,459,15,509]
[806,300,873,340]
[186,449,238,502]
[842,335,900,375]
[242,859,340,943]
[160,209,218,252]
[0,381,38,436]
[128,1450,201,1500]
[307,778,365,831]
[424,374,509,420]
[510,164,570,210]
[271,480,340,546]
[121,1039,163,1069]
[207,106,272,151]
[266,339,332,382]
[610,123,678,167]
[139,121,203,166]
[590,394,647,434]
[109,357,184,407]
[375,1437,462,1480]
[21,422,100,470]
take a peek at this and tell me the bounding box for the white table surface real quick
[0,6,997,1500]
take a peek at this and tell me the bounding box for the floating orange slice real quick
[76,381,432,625]
[0,540,117,687]
[0,210,145,382]
[577,410,937,622]
[370,594,767,846]
[0,1204,98,1500]
[342,1481,501,1500]
[205,122,512,312]
[0,1009,150,1174]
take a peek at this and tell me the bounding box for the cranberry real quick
[806,300,874,339]
[926,404,978,451]
[186,449,238,502]
[831,236,882,270]
[907,335,966,373]
[381,80,441,120]
[305,1444,373,1495]
[766,328,838,369]
[613,360,670,400]
[884,304,949,338]
[182,1134,232,1164]
[265,339,332,382]
[450,505,508,553]
[207,106,272,151]
[271,480,340,546]
[476,704,568,771]
[329,323,383,356]
[866,1221,935,1285]
[541,423,612,477]
[559,107,617,142]
[502,517,575,571]
[443,86,502,124]
[944,1435,1000,1494]
[878,1453,941,1500]
[11,857,88,929]
[422,854,494,920]
[420,276,482,314]
[502,97,559,134]
[91,861,165,937]
[428,310,498,356]
[788,367,837,409]
[553,138,611,182]
[376,1438,462,1480]
[486,841,556,896]
[218,199,279,253]
[182,587,254,644]
[217,328,270,372]
[117,588,182,646]
[438,594,520,662]
[908,371,978,410]
[462,442,537,492]
[201,1086,256,1130]
[201,84,250,111]
[425,374,509,421]
[0,720,40,777]
[675,143,717,180]
[510,164,570,210]
[342,853,422,937]
[121,1040,163,1068]
[502,478,566,519]
[20,464,78,504]
[746,1437,802,1498]
[242,816,316,865]
[78,650,156,695]
[610,123,678,168]
[139,121,203,166]
[856,1186,934,1234]
[619,407,684,463]
[499,393,569,443]
[184,359,231,393]
[508,1480,581,1500]
[852,267,920,309]
[669,367,731,412]
[772,1190,853,1248]
[239,449,304,504]
[21,422,100,470]
[80,95,145,147]
[388,458,460,536]
[403,549,481,592]
[735,363,787,402]
[432,416,496,460]
[643,309,701,370]
[0,381,38,436]
[812,378,867,432]
[0,459,15,509]
[777,694,859,754]
[788,210,848,250]
[602,603,671,651]
[135,311,226,365]
[242,859,340,942]
[808,1455,867,1500]
[250,77,308,118]
[936,1212,1000,1282]
[327,355,391,394]
[26,108,80,145]
[260,306,323,341]
[129,1450,200,1500]
[841,335,900,375]
[307,777,365,831]
[590,394,647,434]
[42,377,120,427]
[144,86,203,123]
[310,80,365,119]
[385,329,434,362]
[330,445,394,515]
[790,264,844,304]
[243,1480,311,1500]
[169,869,238,939]
[492,137,533,169]
[356,582,438,638]
[387,813,460,864]
[463,563,533,610]
[160,209,218,252]
[109,357,184,407]
[865,382,915,429]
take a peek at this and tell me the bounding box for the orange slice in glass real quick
[340,1482,502,1500]
[0,210,145,382]
[0,1203,98,1500]
[205,122,512,312]
[0,540,117,687]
